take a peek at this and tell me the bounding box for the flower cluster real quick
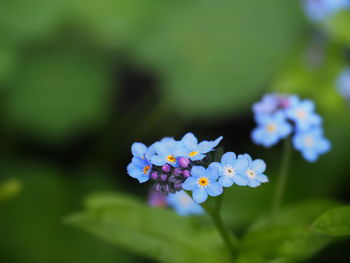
[252,94,331,162]
[303,0,350,22]
[127,133,268,204]
[336,67,350,102]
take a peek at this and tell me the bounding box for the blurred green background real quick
[1,0,350,262]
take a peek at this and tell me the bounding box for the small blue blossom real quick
[240,154,269,188]
[293,127,331,162]
[178,133,223,161]
[182,166,223,203]
[285,96,322,131]
[336,67,350,101]
[303,0,350,22]
[166,190,204,216]
[127,143,153,183]
[253,94,280,115]
[150,137,181,167]
[211,152,249,187]
[251,111,292,147]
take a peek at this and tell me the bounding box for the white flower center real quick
[303,135,314,147]
[247,169,256,178]
[179,194,191,206]
[296,109,307,120]
[223,165,236,178]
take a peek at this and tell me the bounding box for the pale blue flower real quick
[211,152,249,187]
[240,154,269,188]
[303,0,350,22]
[293,126,331,162]
[166,190,204,216]
[336,67,350,101]
[127,143,153,183]
[150,137,182,167]
[252,111,292,147]
[182,166,223,203]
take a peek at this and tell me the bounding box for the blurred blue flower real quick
[182,166,223,203]
[127,143,153,183]
[303,0,350,22]
[336,67,350,101]
[211,152,249,187]
[251,111,292,147]
[285,96,322,131]
[178,133,223,161]
[240,154,269,188]
[166,190,204,216]
[293,127,331,162]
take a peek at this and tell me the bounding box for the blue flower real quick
[285,96,322,131]
[211,152,249,187]
[303,0,350,22]
[182,166,223,203]
[293,127,331,162]
[178,133,223,161]
[336,67,350,101]
[251,111,292,147]
[127,143,153,183]
[240,154,268,188]
[166,190,204,216]
[150,137,181,167]
[253,94,280,115]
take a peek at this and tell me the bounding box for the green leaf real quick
[324,11,350,45]
[136,0,306,118]
[4,45,110,140]
[0,179,22,203]
[313,206,350,236]
[66,193,230,263]
[237,200,338,263]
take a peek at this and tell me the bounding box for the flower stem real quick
[201,201,238,258]
[271,137,292,218]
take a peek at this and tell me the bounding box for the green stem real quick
[201,202,238,258]
[271,137,292,218]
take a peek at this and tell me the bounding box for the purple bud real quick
[168,175,177,183]
[162,164,171,173]
[178,157,190,168]
[174,168,183,175]
[151,172,159,180]
[154,183,162,192]
[183,170,191,178]
[174,183,182,189]
[160,174,168,182]
[163,184,170,193]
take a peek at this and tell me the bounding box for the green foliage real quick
[135,0,306,118]
[4,45,110,140]
[324,11,350,45]
[313,206,350,236]
[0,178,22,203]
[66,193,230,263]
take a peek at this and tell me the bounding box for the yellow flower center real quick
[266,123,277,133]
[143,165,150,174]
[224,166,235,177]
[189,151,199,157]
[166,155,176,163]
[304,135,314,147]
[198,177,209,187]
[247,170,256,178]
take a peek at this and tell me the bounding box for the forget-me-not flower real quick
[285,96,322,131]
[127,143,153,183]
[293,126,331,162]
[303,0,350,22]
[251,111,292,147]
[166,190,204,216]
[177,133,223,161]
[336,67,350,101]
[182,166,223,203]
[240,154,269,188]
[211,152,249,187]
[150,137,182,167]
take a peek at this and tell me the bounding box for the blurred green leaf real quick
[136,0,305,118]
[0,179,22,203]
[66,193,230,263]
[4,46,110,140]
[313,206,350,236]
[324,11,350,45]
[237,200,338,263]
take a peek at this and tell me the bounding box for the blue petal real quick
[206,166,220,181]
[137,173,150,183]
[234,174,249,186]
[257,174,269,183]
[218,176,233,187]
[234,155,249,172]
[150,155,166,166]
[207,182,223,197]
[252,159,266,174]
[182,177,198,191]
[248,179,261,188]
[221,152,236,164]
[192,187,208,203]
[182,133,198,150]
[189,154,206,161]
[132,157,147,168]
[131,143,147,158]
[191,166,206,178]
[155,142,170,156]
